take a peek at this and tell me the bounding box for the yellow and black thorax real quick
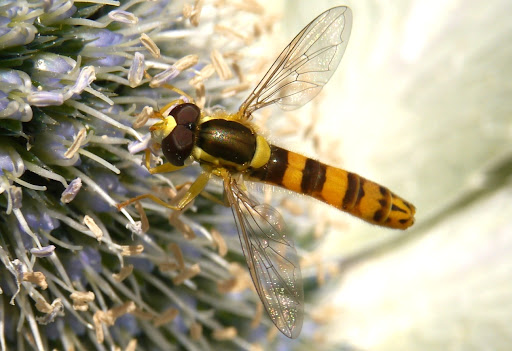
[153,103,270,172]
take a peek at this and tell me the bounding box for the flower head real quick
[0,1,328,350]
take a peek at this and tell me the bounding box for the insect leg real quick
[169,180,225,207]
[176,181,226,207]
[116,193,181,211]
[161,83,195,103]
[143,68,195,103]
[175,171,211,209]
[148,162,187,174]
[116,172,211,211]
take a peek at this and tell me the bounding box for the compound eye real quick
[171,103,200,125]
[161,125,195,166]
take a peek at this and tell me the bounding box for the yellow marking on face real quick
[150,116,177,143]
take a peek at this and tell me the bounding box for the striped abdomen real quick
[248,145,415,229]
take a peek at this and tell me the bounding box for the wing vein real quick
[224,177,304,338]
[239,6,352,116]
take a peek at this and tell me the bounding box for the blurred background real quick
[261,0,512,349]
[1,0,510,350]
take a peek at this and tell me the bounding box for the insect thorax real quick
[193,118,271,172]
[195,118,256,167]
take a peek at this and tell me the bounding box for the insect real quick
[118,6,415,339]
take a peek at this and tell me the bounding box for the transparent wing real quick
[224,177,303,338]
[239,6,352,117]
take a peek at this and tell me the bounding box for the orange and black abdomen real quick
[249,145,415,229]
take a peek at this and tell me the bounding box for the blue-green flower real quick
[0,0,329,350]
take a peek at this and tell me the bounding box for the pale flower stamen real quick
[128,52,145,88]
[108,10,139,24]
[140,33,161,58]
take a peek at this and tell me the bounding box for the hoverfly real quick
[118,6,415,338]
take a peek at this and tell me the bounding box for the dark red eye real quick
[161,125,195,166]
[171,103,200,125]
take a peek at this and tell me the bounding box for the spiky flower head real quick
[0,0,334,350]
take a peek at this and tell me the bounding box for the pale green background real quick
[260,0,512,349]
